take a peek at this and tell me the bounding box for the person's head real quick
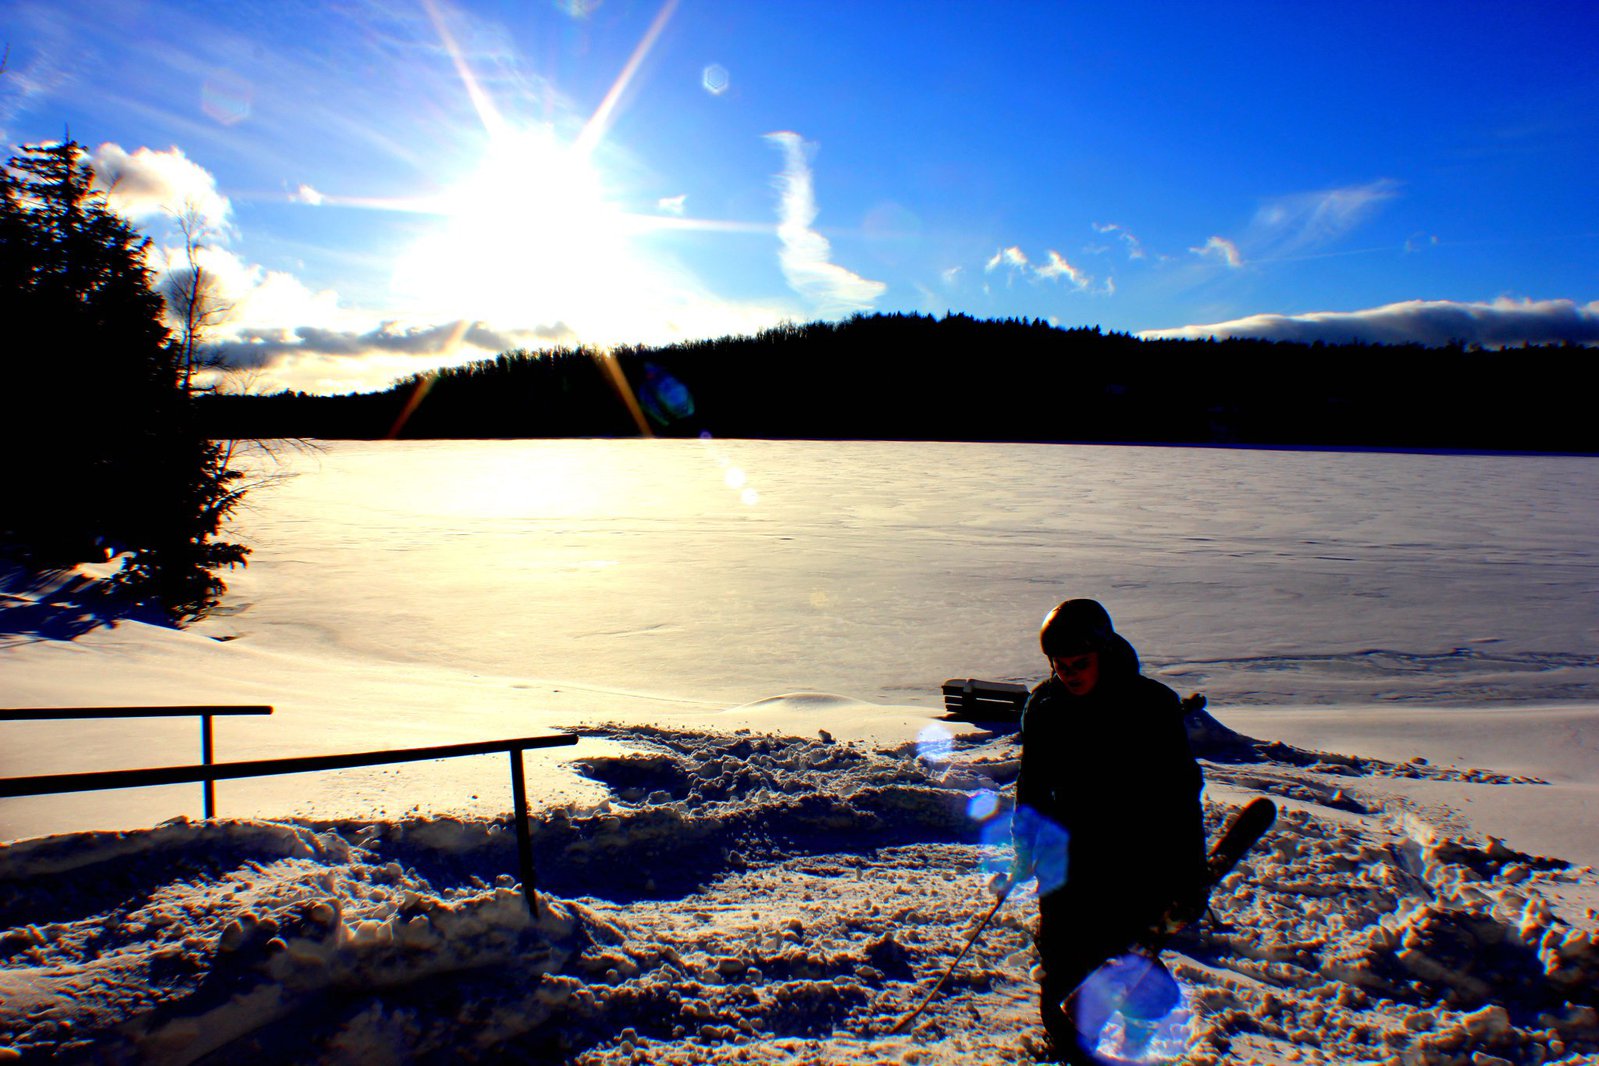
[1039,598,1115,696]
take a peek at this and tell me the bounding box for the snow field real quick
[4,721,1599,1064]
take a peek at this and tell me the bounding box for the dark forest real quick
[201,314,1596,453]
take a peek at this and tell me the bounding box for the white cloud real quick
[89,143,230,232]
[764,131,886,316]
[151,244,347,337]
[657,194,686,216]
[293,184,325,206]
[1191,235,1244,268]
[1138,297,1599,348]
[941,266,962,286]
[986,246,1028,272]
[1035,250,1090,290]
[985,245,1095,290]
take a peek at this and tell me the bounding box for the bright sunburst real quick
[392,125,630,331]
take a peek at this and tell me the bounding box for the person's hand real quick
[989,853,1036,897]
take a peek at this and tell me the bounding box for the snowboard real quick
[1059,797,1278,1058]
[1154,795,1278,939]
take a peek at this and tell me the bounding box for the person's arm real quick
[1146,683,1207,877]
[1010,686,1048,879]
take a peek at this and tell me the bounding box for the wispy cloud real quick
[1191,235,1243,268]
[1250,179,1400,259]
[90,142,231,232]
[1139,297,1599,348]
[1184,180,1400,272]
[985,245,1094,291]
[765,131,886,316]
[1092,221,1146,260]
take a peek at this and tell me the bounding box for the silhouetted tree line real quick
[202,313,1596,453]
[1,139,248,624]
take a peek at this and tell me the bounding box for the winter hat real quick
[1039,598,1115,657]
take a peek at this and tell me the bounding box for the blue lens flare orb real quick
[201,71,253,126]
[1075,952,1194,1063]
[1011,804,1069,894]
[968,790,1017,879]
[702,63,730,95]
[639,362,695,428]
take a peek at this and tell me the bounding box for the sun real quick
[391,126,633,333]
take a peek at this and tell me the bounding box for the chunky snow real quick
[4,440,1598,1063]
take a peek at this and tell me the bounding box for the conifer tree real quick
[0,139,247,623]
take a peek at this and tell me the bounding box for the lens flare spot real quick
[1013,804,1069,894]
[977,816,1015,878]
[740,488,760,507]
[201,71,253,126]
[639,363,695,427]
[967,790,1000,822]
[916,722,954,764]
[1077,954,1192,1063]
[702,63,730,95]
[724,467,747,490]
[809,590,832,609]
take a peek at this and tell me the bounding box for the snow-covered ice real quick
[4,440,1598,1063]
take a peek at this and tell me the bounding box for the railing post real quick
[509,747,539,918]
[201,713,215,819]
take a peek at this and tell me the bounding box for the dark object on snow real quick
[1178,691,1264,760]
[941,677,1029,723]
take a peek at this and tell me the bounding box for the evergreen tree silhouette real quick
[0,139,248,624]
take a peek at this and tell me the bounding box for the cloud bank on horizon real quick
[1140,297,1599,348]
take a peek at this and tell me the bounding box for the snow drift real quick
[4,721,1598,1064]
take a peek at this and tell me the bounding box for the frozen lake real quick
[204,438,1599,706]
[5,439,1598,837]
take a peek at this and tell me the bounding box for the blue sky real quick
[3,0,1596,392]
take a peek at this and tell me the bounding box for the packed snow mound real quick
[3,725,1598,1063]
[0,818,610,1063]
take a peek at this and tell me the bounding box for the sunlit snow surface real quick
[4,440,1599,1063]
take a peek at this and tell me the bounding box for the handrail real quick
[0,706,274,720]
[0,705,273,818]
[0,732,579,916]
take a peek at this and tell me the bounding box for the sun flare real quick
[392,126,630,330]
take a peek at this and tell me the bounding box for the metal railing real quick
[0,705,273,818]
[0,731,579,915]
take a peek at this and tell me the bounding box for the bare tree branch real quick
[165,199,234,394]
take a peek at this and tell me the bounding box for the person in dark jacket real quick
[1011,598,1205,1063]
